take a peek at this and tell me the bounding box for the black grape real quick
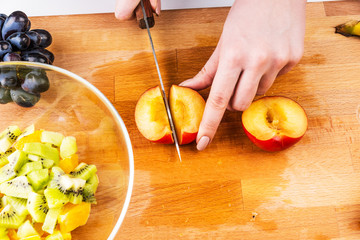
[3,52,21,61]
[0,68,19,89]
[21,70,50,93]
[0,16,5,41]
[10,88,40,108]
[16,65,32,81]
[21,52,49,64]
[31,29,52,48]
[26,19,31,32]
[1,11,30,40]
[22,48,54,64]
[0,87,12,104]
[26,31,41,48]
[6,32,30,51]
[0,41,12,58]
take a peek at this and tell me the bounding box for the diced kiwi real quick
[60,136,77,159]
[28,154,43,162]
[67,178,86,204]
[7,150,28,173]
[18,161,43,176]
[0,204,27,229]
[0,126,22,153]
[49,167,65,181]
[42,159,55,169]
[23,143,59,165]
[41,131,64,147]
[0,148,15,168]
[48,169,73,192]
[0,176,34,199]
[17,219,39,239]
[46,170,74,208]
[0,165,17,184]
[83,174,99,204]
[44,188,69,209]
[42,207,62,234]
[70,163,97,181]
[27,169,49,191]
[16,125,35,142]
[45,230,65,240]
[28,154,55,168]
[27,192,49,223]
[67,190,83,205]
[0,234,9,240]
[0,227,8,238]
[2,196,28,216]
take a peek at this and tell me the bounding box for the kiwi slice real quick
[0,126,22,153]
[67,177,86,204]
[15,125,35,142]
[48,167,85,205]
[44,188,69,209]
[42,207,61,234]
[23,143,59,165]
[45,230,65,240]
[48,168,72,191]
[27,192,49,223]
[27,169,49,191]
[28,154,55,169]
[18,161,43,176]
[0,165,17,184]
[41,131,64,147]
[70,163,97,181]
[0,204,27,229]
[67,190,83,205]
[0,176,34,199]
[48,167,65,184]
[0,227,8,239]
[0,148,15,168]
[60,136,77,159]
[17,219,39,239]
[7,150,28,173]
[2,196,28,216]
[83,174,99,204]
[42,159,55,169]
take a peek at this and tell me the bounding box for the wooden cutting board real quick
[30,1,360,239]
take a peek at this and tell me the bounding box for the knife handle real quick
[135,0,155,29]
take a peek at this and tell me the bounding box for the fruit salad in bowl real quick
[0,62,134,240]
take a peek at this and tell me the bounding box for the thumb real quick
[150,0,161,15]
[115,0,140,20]
[179,46,219,90]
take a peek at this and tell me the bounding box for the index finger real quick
[196,57,242,151]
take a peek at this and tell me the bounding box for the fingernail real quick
[197,136,210,151]
[155,5,161,15]
[179,79,190,87]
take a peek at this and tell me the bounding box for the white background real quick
[1,0,336,17]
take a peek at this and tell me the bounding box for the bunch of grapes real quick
[0,11,54,108]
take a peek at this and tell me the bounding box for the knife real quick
[135,0,182,162]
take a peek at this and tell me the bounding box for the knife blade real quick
[136,0,182,162]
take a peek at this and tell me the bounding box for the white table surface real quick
[2,0,336,17]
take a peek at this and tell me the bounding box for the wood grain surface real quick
[28,1,360,239]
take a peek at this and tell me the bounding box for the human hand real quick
[115,0,161,20]
[179,0,306,151]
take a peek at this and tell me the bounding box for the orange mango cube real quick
[58,202,91,233]
[14,130,43,150]
[59,154,79,174]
